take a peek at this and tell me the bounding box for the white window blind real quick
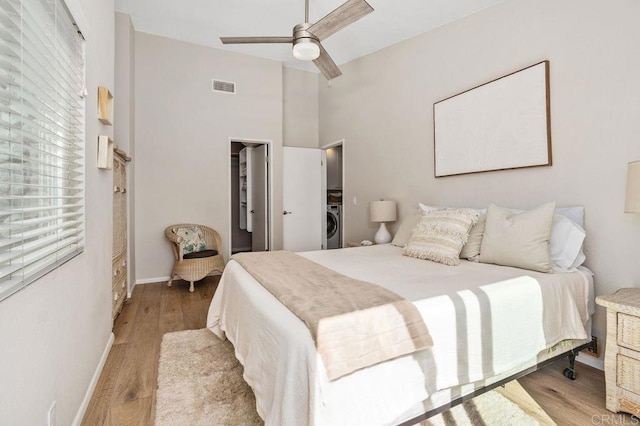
[0,0,85,301]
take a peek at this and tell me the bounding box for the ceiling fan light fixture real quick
[220,0,374,79]
[292,38,320,61]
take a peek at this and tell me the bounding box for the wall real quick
[115,12,136,294]
[319,0,640,369]
[0,0,115,424]
[283,67,320,148]
[134,33,284,282]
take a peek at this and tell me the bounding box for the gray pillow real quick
[459,214,486,261]
[391,208,422,247]
[479,202,556,273]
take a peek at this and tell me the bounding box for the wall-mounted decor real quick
[433,61,551,177]
[97,135,114,169]
[98,86,114,125]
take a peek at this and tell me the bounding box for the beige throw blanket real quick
[232,251,433,380]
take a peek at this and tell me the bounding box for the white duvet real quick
[207,244,593,425]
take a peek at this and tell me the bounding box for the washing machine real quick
[326,205,342,249]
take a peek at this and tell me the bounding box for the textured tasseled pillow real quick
[403,208,479,266]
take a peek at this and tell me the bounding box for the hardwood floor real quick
[82,278,218,426]
[84,279,622,425]
[519,356,635,426]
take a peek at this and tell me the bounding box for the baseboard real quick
[136,276,170,285]
[135,272,222,286]
[72,332,115,426]
[576,353,604,370]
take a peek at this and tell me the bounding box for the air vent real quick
[212,79,236,94]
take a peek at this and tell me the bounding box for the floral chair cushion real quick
[174,226,207,255]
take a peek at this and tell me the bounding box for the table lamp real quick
[370,200,397,244]
[626,160,640,213]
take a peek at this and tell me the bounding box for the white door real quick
[283,147,323,252]
[251,144,268,251]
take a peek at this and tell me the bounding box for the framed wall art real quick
[433,61,551,177]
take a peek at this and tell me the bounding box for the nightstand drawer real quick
[617,354,640,395]
[618,313,640,351]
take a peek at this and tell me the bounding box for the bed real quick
[207,244,594,425]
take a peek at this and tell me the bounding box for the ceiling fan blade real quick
[308,0,373,41]
[313,44,342,80]
[220,36,294,44]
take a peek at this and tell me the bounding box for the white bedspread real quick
[207,244,593,425]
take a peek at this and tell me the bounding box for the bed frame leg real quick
[563,349,577,380]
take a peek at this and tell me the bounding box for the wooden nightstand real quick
[596,288,640,417]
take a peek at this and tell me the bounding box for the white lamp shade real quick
[626,161,640,213]
[370,200,397,223]
[292,39,320,61]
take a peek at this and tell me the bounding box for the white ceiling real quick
[115,0,503,73]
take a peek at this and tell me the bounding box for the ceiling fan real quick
[220,0,374,80]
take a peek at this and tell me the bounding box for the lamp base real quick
[374,223,392,244]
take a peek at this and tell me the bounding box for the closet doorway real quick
[229,139,272,257]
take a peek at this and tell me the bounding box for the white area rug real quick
[156,329,539,426]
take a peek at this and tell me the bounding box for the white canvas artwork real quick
[434,61,551,177]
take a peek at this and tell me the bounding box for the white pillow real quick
[479,202,556,273]
[571,249,587,270]
[418,203,441,213]
[556,206,585,229]
[550,215,586,272]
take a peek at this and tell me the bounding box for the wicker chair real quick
[164,224,225,292]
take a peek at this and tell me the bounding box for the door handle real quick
[250,209,255,213]
[283,211,292,215]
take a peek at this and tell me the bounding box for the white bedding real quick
[207,244,593,425]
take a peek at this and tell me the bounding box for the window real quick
[0,0,85,301]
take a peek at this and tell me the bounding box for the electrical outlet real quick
[47,401,56,426]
